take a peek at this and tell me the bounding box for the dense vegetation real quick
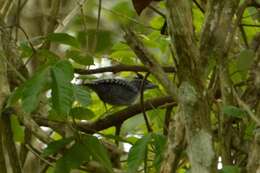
[0,0,260,173]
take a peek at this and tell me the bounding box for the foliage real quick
[0,0,260,173]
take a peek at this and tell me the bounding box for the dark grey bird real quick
[84,75,157,106]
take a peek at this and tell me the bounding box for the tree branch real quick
[123,28,178,100]
[34,96,175,134]
[1,113,22,173]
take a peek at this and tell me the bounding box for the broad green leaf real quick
[22,67,49,112]
[66,50,94,66]
[111,42,129,50]
[220,165,240,173]
[42,137,74,157]
[51,60,74,116]
[81,30,113,52]
[110,50,136,60]
[82,135,114,173]
[236,49,255,79]
[149,16,164,29]
[37,49,59,64]
[48,109,66,121]
[46,33,80,48]
[152,134,166,171]
[6,86,24,107]
[127,134,152,173]
[222,105,246,118]
[54,142,90,173]
[69,107,95,120]
[73,85,91,106]
[112,2,136,24]
[19,42,33,58]
[10,116,24,142]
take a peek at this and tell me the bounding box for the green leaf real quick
[220,165,240,173]
[73,85,91,106]
[66,50,94,66]
[6,86,24,107]
[48,109,67,121]
[19,42,33,58]
[37,49,59,64]
[42,137,74,157]
[69,107,95,120]
[82,135,114,173]
[54,142,90,173]
[152,134,166,171]
[127,134,152,173]
[222,105,246,118]
[46,33,80,48]
[10,116,24,142]
[51,60,74,116]
[21,67,49,112]
[79,30,113,52]
[237,49,255,70]
[236,49,255,79]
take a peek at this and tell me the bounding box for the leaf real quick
[37,49,59,64]
[46,33,80,48]
[42,137,74,157]
[48,109,67,121]
[6,86,24,107]
[54,142,90,173]
[10,116,24,142]
[79,30,113,52]
[66,50,94,66]
[132,0,153,15]
[236,49,255,79]
[222,105,246,118]
[69,107,95,120]
[220,165,240,173]
[82,135,114,173]
[19,42,33,58]
[51,60,74,116]
[73,85,91,106]
[152,134,166,171]
[21,67,49,112]
[127,134,152,173]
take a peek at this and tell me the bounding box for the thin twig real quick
[26,144,55,167]
[140,72,153,132]
[92,0,102,53]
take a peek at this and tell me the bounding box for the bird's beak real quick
[146,83,158,89]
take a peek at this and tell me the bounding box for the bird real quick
[83,74,157,106]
